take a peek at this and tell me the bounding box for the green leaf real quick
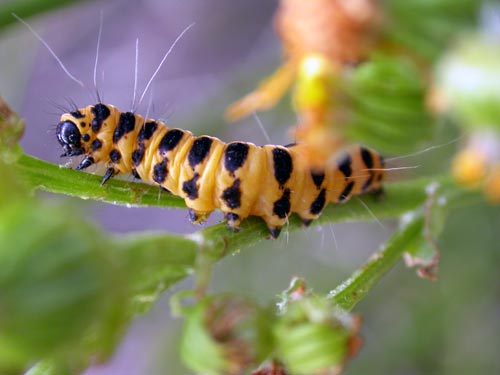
[0,200,128,372]
[383,0,480,61]
[342,56,433,154]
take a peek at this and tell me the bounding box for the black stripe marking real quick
[361,173,375,193]
[338,181,355,202]
[132,147,145,166]
[109,149,121,163]
[138,121,158,142]
[360,147,374,169]
[153,159,168,184]
[221,178,241,209]
[183,173,200,199]
[159,129,184,155]
[272,148,293,187]
[310,188,326,215]
[311,171,325,189]
[113,112,135,143]
[91,139,102,151]
[91,104,110,132]
[188,137,213,168]
[273,188,291,219]
[71,110,84,119]
[338,153,352,178]
[224,143,249,175]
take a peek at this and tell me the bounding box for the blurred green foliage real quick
[0,0,87,30]
[436,34,500,130]
[0,161,128,373]
[383,0,481,61]
[342,55,433,154]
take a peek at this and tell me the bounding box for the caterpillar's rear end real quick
[56,103,385,238]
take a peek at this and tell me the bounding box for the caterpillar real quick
[57,103,385,238]
[14,10,385,237]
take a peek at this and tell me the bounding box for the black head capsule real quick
[56,120,83,156]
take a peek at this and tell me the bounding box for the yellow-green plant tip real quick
[277,277,309,313]
[294,54,337,111]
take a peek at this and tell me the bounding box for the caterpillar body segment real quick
[57,104,385,237]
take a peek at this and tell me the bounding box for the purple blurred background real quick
[0,1,395,373]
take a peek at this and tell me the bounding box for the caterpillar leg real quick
[188,209,210,224]
[269,226,282,239]
[300,218,314,227]
[76,155,94,171]
[260,215,288,239]
[101,167,116,185]
[225,212,242,232]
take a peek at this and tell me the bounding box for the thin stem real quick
[15,154,186,208]
[15,152,482,314]
[328,213,424,311]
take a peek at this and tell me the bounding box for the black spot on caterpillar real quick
[56,104,385,238]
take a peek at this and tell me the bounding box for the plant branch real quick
[16,152,482,313]
[16,154,185,208]
[328,213,424,311]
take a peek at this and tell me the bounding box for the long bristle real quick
[13,13,85,88]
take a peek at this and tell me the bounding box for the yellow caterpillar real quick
[57,103,385,238]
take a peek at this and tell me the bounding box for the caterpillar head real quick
[56,118,85,157]
[57,106,102,157]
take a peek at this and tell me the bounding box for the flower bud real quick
[274,296,361,375]
[180,294,273,375]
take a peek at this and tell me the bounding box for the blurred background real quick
[1,0,499,374]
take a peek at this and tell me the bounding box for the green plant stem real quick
[16,154,185,208]
[16,153,448,218]
[15,153,482,313]
[328,214,424,311]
